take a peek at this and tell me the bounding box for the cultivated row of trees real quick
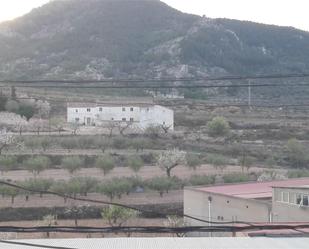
[0,172,254,204]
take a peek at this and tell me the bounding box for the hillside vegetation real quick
[0,0,309,82]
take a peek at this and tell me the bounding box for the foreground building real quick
[67,102,174,131]
[3,238,309,249]
[184,178,309,236]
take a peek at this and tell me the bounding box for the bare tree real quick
[0,129,18,155]
[164,215,187,237]
[161,124,172,134]
[157,149,186,178]
[105,121,119,137]
[50,117,64,134]
[118,122,133,136]
[42,214,58,238]
[69,122,80,135]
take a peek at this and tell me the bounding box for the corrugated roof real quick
[192,178,309,199]
[2,238,309,249]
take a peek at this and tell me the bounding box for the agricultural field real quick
[1,88,309,238]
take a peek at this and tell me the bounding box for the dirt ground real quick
[1,164,273,182]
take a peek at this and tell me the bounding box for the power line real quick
[9,97,309,109]
[0,224,309,234]
[0,180,252,226]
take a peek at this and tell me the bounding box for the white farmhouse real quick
[67,102,174,131]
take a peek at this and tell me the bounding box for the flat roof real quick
[67,102,154,108]
[191,178,309,199]
[2,238,309,249]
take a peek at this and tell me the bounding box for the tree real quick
[106,121,119,137]
[0,93,8,111]
[24,137,40,153]
[50,117,65,134]
[101,206,137,228]
[161,124,173,134]
[186,153,202,170]
[131,138,148,152]
[207,116,230,137]
[22,178,54,199]
[118,122,132,136]
[69,177,98,197]
[127,155,143,174]
[62,156,83,175]
[95,137,110,153]
[156,149,186,178]
[145,125,161,139]
[99,178,133,200]
[42,214,57,238]
[266,156,277,168]
[36,100,51,119]
[60,137,78,152]
[0,185,19,204]
[64,205,90,227]
[70,122,80,135]
[0,155,17,174]
[238,154,254,173]
[49,181,69,203]
[164,215,187,237]
[38,137,52,152]
[95,154,115,175]
[147,177,173,197]
[207,154,228,172]
[25,156,51,176]
[5,100,19,113]
[286,138,308,168]
[0,129,16,155]
[17,104,35,121]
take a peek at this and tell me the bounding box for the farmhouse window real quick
[122,107,126,112]
[87,108,91,112]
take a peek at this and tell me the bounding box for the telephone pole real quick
[248,80,252,109]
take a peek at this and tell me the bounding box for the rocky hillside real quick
[0,0,309,82]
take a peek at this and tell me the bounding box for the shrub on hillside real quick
[207,116,230,137]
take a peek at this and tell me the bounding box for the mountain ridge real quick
[0,0,309,82]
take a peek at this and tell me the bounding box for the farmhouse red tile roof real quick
[195,178,309,199]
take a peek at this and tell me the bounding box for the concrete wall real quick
[67,105,174,130]
[272,187,309,222]
[184,188,271,236]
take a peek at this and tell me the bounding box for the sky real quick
[0,0,308,31]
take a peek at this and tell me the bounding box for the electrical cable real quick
[0,224,309,234]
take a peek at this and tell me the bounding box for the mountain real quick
[0,0,309,83]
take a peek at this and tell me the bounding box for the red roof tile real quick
[195,178,309,199]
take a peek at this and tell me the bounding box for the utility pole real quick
[208,196,212,237]
[248,80,252,109]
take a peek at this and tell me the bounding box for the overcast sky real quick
[0,0,308,31]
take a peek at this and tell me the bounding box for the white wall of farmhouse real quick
[67,104,174,130]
